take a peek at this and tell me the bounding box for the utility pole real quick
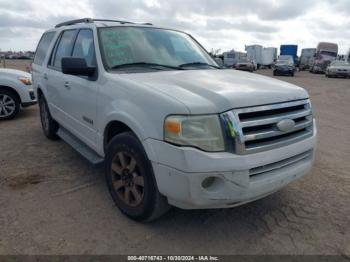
[0,48,5,68]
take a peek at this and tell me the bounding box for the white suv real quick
[32,18,317,221]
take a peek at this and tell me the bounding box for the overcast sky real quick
[0,0,349,54]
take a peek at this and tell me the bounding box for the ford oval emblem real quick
[277,119,295,132]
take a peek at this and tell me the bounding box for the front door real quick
[49,28,99,150]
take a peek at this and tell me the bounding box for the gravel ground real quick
[0,69,349,255]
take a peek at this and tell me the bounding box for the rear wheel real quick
[39,95,59,140]
[0,90,20,120]
[105,132,170,222]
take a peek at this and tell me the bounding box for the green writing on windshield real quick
[100,29,133,66]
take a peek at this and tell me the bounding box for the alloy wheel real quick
[111,151,145,207]
[0,94,16,118]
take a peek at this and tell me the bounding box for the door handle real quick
[64,82,71,89]
[43,73,48,80]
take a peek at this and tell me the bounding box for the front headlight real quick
[164,115,225,152]
[18,76,32,85]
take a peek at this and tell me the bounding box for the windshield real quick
[277,56,293,65]
[98,26,217,71]
[276,60,292,65]
[320,51,337,57]
[301,50,315,57]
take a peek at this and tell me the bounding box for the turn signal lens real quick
[165,120,181,134]
[18,77,32,85]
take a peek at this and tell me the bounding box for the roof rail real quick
[93,19,153,26]
[92,19,135,25]
[55,18,93,28]
[54,18,153,28]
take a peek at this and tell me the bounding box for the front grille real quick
[221,99,313,154]
[249,150,313,181]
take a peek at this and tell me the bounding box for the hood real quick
[117,69,308,114]
[329,65,350,70]
[0,68,31,78]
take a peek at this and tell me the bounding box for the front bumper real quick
[328,71,350,77]
[143,122,317,209]
[18,86,37,106]
[312,65,326,73]
[274,68,294,75]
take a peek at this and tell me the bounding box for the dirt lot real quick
[0,63,349,255]
[0,59,31,72]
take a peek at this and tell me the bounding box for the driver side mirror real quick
[61,57,96,76]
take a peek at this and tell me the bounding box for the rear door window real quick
[72,29,96,67]
[33,32,56,65]
[52,30,77,69]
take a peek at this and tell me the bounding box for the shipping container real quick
[245,45,263,68]
[280,45,298,64]
[261,47,277,68]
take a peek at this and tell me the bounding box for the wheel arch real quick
[103,120,138,153]
[0,85,21,104]
[36,87,44,99]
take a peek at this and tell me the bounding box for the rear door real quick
[32,31,56,101]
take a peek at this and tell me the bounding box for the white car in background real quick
[0,69,37,120]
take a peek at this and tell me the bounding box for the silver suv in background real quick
[325,60,350,78]
[32,18,317,221]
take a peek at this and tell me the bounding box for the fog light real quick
[202,177,216,189]
[201,176,225,192]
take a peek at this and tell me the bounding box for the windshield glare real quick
[98,27,217,70]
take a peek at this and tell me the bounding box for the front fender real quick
[0,78,29,103]
[96,99,165,158]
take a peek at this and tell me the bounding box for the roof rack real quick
[55,18,153,28]
[55,18,93,28]
[93,19,153,26]
[92,19,135,25]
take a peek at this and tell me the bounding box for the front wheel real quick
[39,95,59,140]
[0,90,20,120]
[105,132,170,222]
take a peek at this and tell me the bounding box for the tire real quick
[273,71,277,76]
[39,95,59,140]
[291,72,294,77]
[105,132,170,222]
[0,89,20,120]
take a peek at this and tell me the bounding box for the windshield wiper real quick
[110,62,184,70]
[179,62,220,69]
